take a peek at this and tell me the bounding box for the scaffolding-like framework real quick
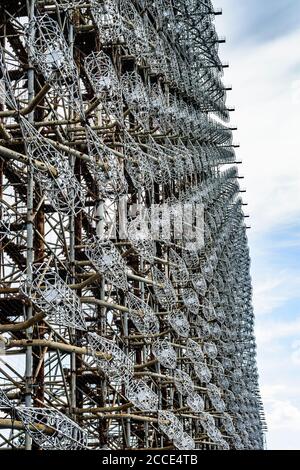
[0,0,266,450]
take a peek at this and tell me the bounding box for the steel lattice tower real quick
[0,0,266,450]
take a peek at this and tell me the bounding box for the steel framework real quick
[0,0,266,450]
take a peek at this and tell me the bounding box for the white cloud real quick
[261,384,287,399]
[218,26,300,235]
[265,429,300,450]
[260,384,300,449]
[265,399,300,432]
[291,340,300,365]
[270,235,300,249]
[253,272,291,315]
[261,383,300,401]
[256,317,300,344]
[252,269,300,316]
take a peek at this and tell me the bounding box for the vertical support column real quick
[24,0,35,451]
[68,17,77,419]
[95,200,107,446]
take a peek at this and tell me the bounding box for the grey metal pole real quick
[68,18,77,419]
[24,0,35,451]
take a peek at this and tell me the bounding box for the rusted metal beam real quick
[0,312,45,332]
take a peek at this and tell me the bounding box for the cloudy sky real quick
[216,0,300,450]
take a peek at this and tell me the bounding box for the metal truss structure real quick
[0,0,266,450]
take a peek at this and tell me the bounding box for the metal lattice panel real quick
[16,407,89,450]
[20,262,87,331]
[127,292,159,335]
[125,377,159,412]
